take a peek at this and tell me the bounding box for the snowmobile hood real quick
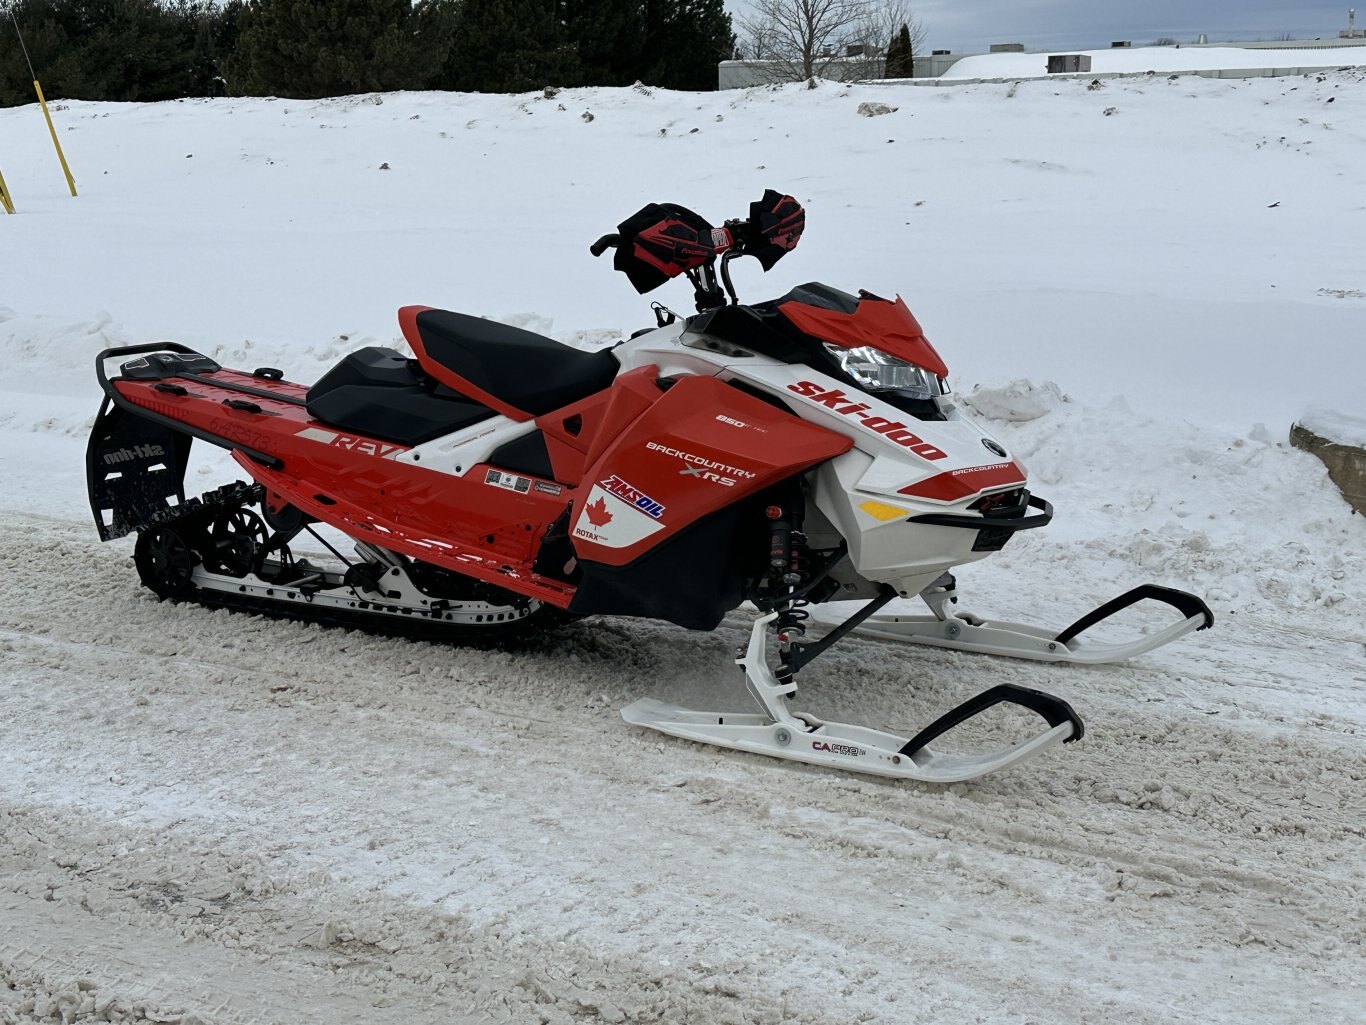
[779,293,949,380]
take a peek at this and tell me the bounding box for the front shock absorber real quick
[766,493,811,662]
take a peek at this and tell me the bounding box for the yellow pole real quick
[0,166,14,213]
[33,80,76,197]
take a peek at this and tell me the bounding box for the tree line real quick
[0,0,736,106]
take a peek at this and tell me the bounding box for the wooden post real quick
[9,9,76,198]
[33,80,77,196]
[0,165,14,213]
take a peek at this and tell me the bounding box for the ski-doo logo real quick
[102,443,166,466]
[599,475,665,518]
[645,442,755,487]
[786,382,947,460]
[812,740,865,757]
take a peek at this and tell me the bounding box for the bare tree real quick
[739,0,928,84]
[739,0,877,83]
[856,0,927,77]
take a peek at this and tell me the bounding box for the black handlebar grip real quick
[590,233,621,257]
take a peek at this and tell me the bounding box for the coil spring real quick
[778,537,810,639]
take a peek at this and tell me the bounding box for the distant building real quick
[718,28,1366,89]
[718,49,973,88]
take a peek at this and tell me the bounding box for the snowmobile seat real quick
[400,307,619,420]
[306,346,497,446]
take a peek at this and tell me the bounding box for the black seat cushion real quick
[306,346,496,446]
[408,309,619,417]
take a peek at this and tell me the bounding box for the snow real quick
[2,73,1365,1023]
[1298,406,1366,447]
[943,43,1366,79]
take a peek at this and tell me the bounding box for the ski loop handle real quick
[898,684,1084,758]
[1054,584,1214,645]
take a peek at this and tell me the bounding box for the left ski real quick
[851,584,1214,665]
[622,612,1082,783]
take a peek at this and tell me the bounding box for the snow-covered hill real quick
[1,72,1363,1024]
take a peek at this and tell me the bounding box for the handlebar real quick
[590,219,753,259]
[590,233,621,257]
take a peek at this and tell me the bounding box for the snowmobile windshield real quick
[684,283,949,420]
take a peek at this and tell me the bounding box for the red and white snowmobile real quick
[86,192,1211,782]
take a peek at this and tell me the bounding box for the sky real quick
[728,1,1361,55]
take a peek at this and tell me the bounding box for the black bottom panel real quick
[568,504,765,631]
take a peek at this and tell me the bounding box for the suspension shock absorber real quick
[766,491,811,662]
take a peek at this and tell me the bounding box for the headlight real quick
[824,344,940,399]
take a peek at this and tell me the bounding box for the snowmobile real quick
[86,191,1212,782]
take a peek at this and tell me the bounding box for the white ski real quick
[622,612,1082,783]
[851,583,1214,665]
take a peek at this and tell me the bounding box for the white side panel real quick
[394,415,531,478]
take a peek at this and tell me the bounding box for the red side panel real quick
[241,456,577,608]
[536,366,661,488]
[780,295,949,379]
[897,461,1026,502]
[398,305,533,422]
[568,376,853,567]
[111,369,577,606]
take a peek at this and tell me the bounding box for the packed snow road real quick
[2,513,1361,1024]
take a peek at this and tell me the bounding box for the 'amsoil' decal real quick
[599,475,665,518]
[786,382,947,460]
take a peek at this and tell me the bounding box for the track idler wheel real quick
[205,508,268,577]
[262,489,308,534]
[134,524,197,597]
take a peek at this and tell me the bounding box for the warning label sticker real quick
[484,469,532,494]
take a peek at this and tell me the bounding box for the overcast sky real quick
[728,2,1361,54]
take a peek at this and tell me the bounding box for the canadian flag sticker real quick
[572,485,665,548]
[585,496,613,527]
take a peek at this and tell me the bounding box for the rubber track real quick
[152,584,569,647]
[140,483,571,647]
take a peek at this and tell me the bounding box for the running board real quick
[851,584,1214,665]
[621,612,1083,783]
